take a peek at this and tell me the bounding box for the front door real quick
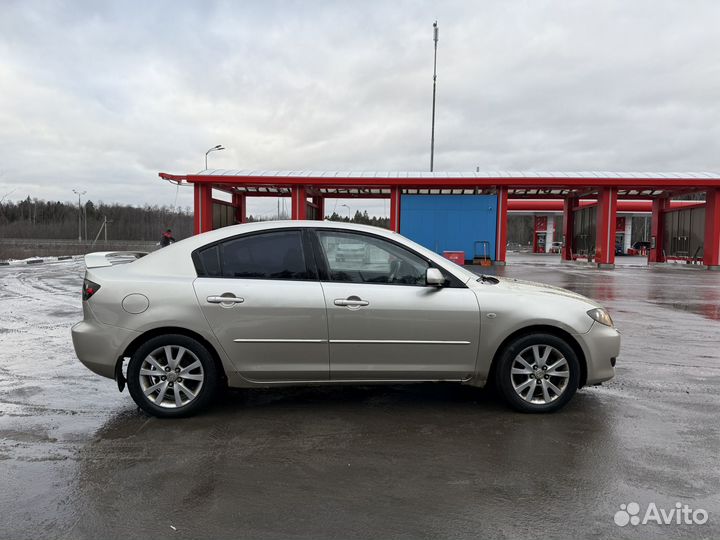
[313,229,480,380]
[192,229,329,381]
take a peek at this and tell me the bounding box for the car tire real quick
[127,334,218,418]
[495,333,580,413]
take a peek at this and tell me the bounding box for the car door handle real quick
[334,298,369,307]
[207,295,245,304]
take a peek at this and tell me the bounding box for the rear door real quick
[192,228,329,381]
[312,229,481,380]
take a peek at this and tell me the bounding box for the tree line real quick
[1,196,536,244]
[325,210,391,228]
[0,197,193,241]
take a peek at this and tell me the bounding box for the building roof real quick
[191,170,720,179]
[159,170,720,198]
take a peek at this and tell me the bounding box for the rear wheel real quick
[127,334,218,418]
[495,333,580,413]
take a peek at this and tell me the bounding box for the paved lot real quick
[1,256,718,539]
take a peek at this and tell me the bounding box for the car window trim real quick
[307,228,331,281]
[192,227,319,282]
[308,228,466,288]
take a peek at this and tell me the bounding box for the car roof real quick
[185,220,399,247]
[118,220,478,284]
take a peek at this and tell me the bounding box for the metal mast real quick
[430,21,439,172]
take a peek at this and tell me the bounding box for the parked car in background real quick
[632,241,651,251]
[335,242,369,263]
[549,241,563,253]
[72,221,619,418]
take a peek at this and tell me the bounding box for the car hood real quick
[471,276,602,308]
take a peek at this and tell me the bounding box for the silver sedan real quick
[72,221,619,417]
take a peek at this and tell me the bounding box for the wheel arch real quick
[488,325,588,388]
[117,326,228,385]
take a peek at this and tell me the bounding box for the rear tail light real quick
[83,279,101,301]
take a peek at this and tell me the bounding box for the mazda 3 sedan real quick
[72,221,619,417]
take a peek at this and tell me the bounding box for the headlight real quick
[587,308,614,327]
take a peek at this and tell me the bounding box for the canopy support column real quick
[595,187,618,268]
[495,186,508,265]
[291,186,307,220]
[704,188,720,270]
[233,193,247,224]
[312,196,325,220]
[562,195,579,261]
[390,187,401,232]
[649,197,669,264]
[194,184,213,234]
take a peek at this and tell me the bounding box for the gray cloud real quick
[1,0,719,218]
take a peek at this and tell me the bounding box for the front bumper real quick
[578,321,621,385]
[71,313,140,380]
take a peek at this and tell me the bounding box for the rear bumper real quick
[578,322,621,385]
[71,315,140,379]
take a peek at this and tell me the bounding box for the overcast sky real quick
[1,0,720,218]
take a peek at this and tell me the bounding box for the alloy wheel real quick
[510,344,570,404]
[138,345,205,408]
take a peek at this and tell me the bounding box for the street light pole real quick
[340,204,351,221]
[430,21,439,172]
[72,189,86,242]
[205,144,226,170]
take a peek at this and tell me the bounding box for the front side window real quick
[316,231,429,285]
[196,230,311,280]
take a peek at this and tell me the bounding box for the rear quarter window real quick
[196,245,221,277]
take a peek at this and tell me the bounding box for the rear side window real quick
[195,230,311,280]
[198,246,221,277]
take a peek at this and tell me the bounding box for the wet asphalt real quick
[0,255,718,539]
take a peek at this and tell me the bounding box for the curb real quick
[0,255,81,266]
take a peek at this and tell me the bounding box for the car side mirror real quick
[426,267,445,286]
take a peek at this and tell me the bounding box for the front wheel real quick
[127,334,218,418]
[495,333,580,413]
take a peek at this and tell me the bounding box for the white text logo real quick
[614,502,708,527]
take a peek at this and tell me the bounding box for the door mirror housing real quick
[426,267,446,286]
